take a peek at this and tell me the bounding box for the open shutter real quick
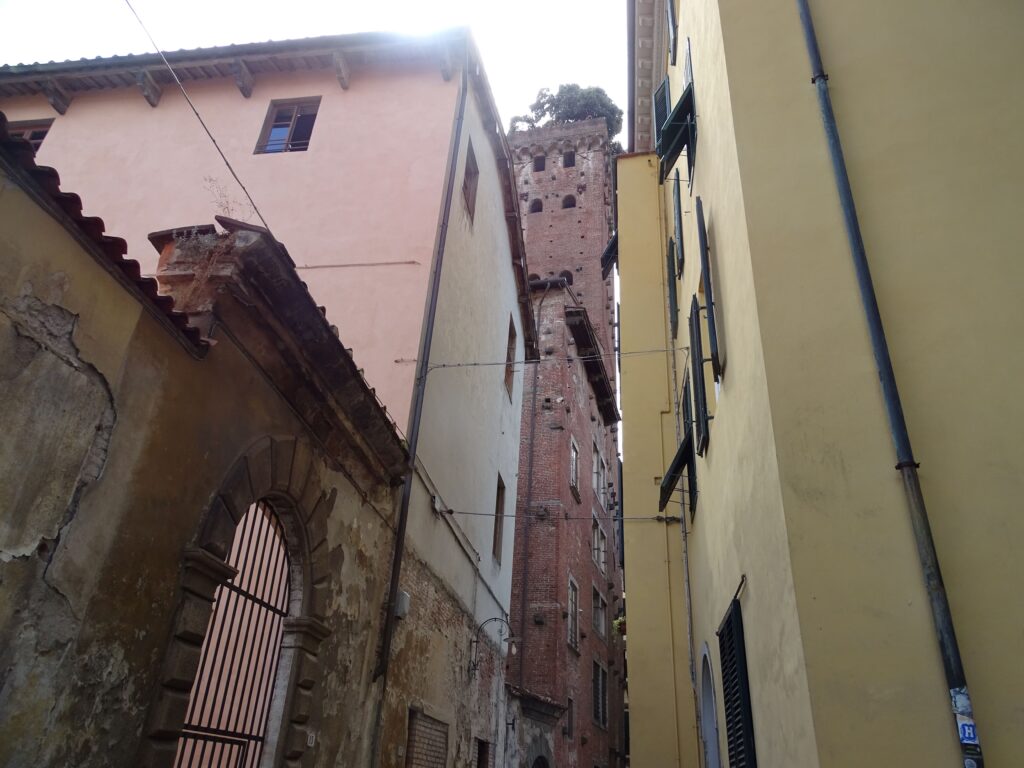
[666,238,679,339]
[653,77,671,154]
[666,0,678,66]
[689,296,709,455]
[718,600,757,768]
[696,197,722,380]
[682,375,698,515]
[673,170,685,274]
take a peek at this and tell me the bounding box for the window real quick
[666,0,678,66]
[562,194,577,209]
[592,660,608,727]
[592,444,601,495]
[463,139,480,221]
[568,578,580,650]
[565,697,575,738]
[533,155,546,172]
[529,199,543,213]
[689,296,710,456]
[696,196,723,380]
[476,738,491,768]
[658,373,698,516]
[592,587,608,638]
[700,655,723,768]
[406,709,450,768]
[504,317,517,396]
[492,475,505,562]
[563,150,576,168]
[592,517,607,573]
[719,599,757,767]
[7,119,53,153]
[654,53,697,182]
[673,169,685,274]
[255,97,320,153]
[570,438,580,498]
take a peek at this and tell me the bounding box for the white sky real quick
[0,0,627,140]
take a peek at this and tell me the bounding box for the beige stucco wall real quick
[0,62,457,431]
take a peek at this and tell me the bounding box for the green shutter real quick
[667,238,678,339]
[673,170,685,274]
[696,196,722,380]
[689,296,709,455]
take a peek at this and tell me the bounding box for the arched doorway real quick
[531,757,550,768]
[175,501,291,767]
[700,653,722,768]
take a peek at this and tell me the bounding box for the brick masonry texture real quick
[508,119,626,768]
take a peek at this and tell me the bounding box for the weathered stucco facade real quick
[0,122,407,766]
[619,1,1024,767]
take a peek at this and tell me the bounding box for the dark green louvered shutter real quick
[718,599,757,768]
[696,196,722,380]
[689,296,709,455]
[682,374,698,515]
[653,77,671,153]
[673,170,685,274]
[666,238,679,339]
[666,0,678,66]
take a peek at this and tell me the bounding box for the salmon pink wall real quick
[1,63,458,430]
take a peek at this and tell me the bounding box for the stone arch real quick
[562,195,577,209]
[529,199,543,213]
[141,436,336,767]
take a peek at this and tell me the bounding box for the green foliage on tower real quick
[510,84,624,140]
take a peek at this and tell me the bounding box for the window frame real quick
[492,474,505,562]
[565,697,575,738]
[570,437,581,500]
[673,169,685,274]
[563,150,576,168]
[592,659,609,728]
[504,316,517,397]
[592,586,608,639]
[568,577,580,651]
[533,155,546,172]
[254,96,321,154]
[463,139,480,222]
[7,118,53,153]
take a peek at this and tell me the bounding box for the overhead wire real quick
[123,0,275,234]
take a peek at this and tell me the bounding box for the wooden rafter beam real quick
[42,79,71,115]
[332,51,350,90]
[137,70,162,107]
[232,59,254,98]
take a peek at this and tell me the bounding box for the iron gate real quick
[175,501,291,768]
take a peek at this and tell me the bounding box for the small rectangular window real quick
[592,518,607,572]
[463,139,480,221]
[592,443,601,494]
[570,439,580,498]
[563,150,576,168]
[568,578,580,650]
[476,738,490,768]
[565,697,575,737]
[719,599,757,767]
[592,660,608,727]
[533,155,546,172]
[255,97,320,154]
[7,119,53,154]
[592,587,607,638]
[492,475,505,562]
[504,317,517,396]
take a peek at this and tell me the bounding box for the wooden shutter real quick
[689,296,709,455]
[718,600,757,768]
[696,197,722,380]
[653,77,671,152]
[673,169,685,274]
[666,238,679,339]
[682,375,698,515]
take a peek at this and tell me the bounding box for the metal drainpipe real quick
[793,3,982,765]
[517,280,560,687]
[369,43,469,767]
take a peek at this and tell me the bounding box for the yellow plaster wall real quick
[715,0,1024,763]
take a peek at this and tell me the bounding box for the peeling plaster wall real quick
[0,167,400,766]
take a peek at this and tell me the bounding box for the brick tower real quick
[508,118,626,768]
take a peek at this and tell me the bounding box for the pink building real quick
[1,30,537,768]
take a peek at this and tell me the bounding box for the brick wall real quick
[509,120,626,768]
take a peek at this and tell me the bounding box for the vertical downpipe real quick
[370,43,470,768]
[794,2,982,765]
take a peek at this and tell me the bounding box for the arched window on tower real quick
[529,199,543,213]
[562,195,577,209]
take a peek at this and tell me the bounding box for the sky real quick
[0,0,628,140]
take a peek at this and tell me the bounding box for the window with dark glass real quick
[592,587,608,638]
[655,42,697,182]
[255,97,320,153]
[492,475,505,562]
[7,119,53,153]
[533,155,546,172]
[463,139,480,221]
[563,150,576,168]
[568,578,580,649]
[504,317,517,396]
[562,195,577,209]
[565,697,575,737]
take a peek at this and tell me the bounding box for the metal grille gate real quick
[175,502,291,768]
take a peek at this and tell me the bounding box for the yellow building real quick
[617,1,1024,766]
